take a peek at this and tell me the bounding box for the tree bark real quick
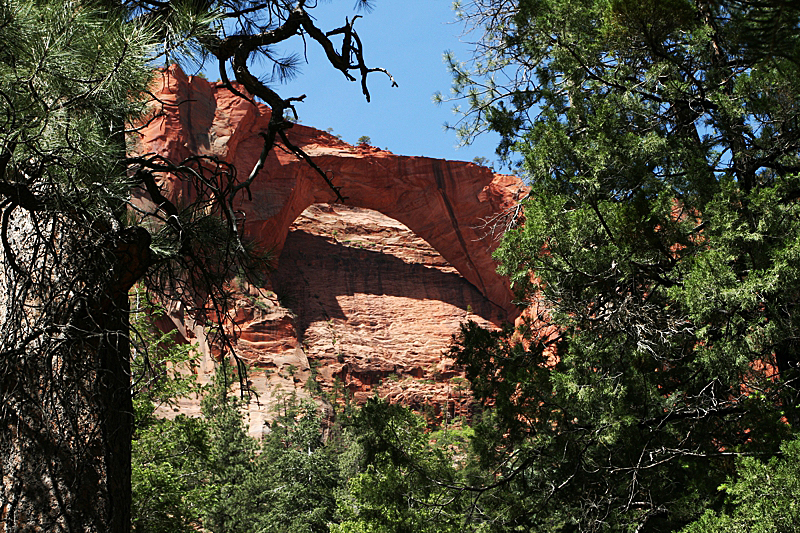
[0,224,150,532]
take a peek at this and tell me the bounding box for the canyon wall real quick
[135,66,527,434]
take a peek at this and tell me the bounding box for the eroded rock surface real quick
[134,65,527,433]
[271,204,501,413]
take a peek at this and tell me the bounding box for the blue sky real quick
[205,1,502,165]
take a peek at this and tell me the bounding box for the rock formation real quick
[134,65,527,434]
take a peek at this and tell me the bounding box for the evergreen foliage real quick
[9,0,800,530]
[130,296,207,533]
[333,399,467,533]
[444,0,800,531]
[680,436,800,533]
[0,0,395,528]
[0,0,160,528]
[255,400,341,533]
[131,343,346,533]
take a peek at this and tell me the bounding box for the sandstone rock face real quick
[135,66,527,433]
[272,204,502,414]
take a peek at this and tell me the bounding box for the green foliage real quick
[131,292,200,425]
[333,399,466,533]
[133,348,346,533]
[132,414,211,533]
[199,363,261,533]
[130,295,207,532]
[680,437,800,533]
[1,0,397,528]
[446,0,800,531]
[256,399,342,533]
[0,0,154,210]
[471,156,492,170]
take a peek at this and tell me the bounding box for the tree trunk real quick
[0,222,150,532]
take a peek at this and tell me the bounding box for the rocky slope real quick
[134,65,527,434]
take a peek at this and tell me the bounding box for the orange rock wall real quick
[136,65,526,318]
[134,65,527,433]
[272,204,502,414]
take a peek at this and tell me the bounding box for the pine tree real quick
[447,1,800,530]
[0,2,157,528]
[0,0,394,529]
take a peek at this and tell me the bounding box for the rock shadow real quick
[270,230,506,341]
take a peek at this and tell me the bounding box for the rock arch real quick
[136,65,527,322]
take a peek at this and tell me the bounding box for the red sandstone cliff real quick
[134,65,527,433]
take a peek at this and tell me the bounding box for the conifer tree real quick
[447,1,800,530]
[0,0,393,529]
